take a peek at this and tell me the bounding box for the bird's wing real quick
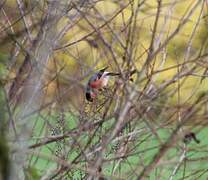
[88,73,99,83]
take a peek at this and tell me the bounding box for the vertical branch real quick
[10,1,70,179]
[16,0,33,41]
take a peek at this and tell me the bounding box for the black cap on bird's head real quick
[85,86,94,102]
[86,91,93,102]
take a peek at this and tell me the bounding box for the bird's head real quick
[85,85,96,102]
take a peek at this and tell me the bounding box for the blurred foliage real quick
[24,167,40,180]
[1,0,208,179]
[0,82,10,180]
[1,0,208,101]
[0,137,10,180]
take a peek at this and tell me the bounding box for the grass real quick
[26,113,208,179]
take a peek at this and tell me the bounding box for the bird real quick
[183,132,200,144]
[85,67,120,102]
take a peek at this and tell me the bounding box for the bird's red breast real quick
[89,79,103,89]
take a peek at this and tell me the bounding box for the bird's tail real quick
[105,69,136,77]
[105,72,120,76]
[99,66,109,73]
